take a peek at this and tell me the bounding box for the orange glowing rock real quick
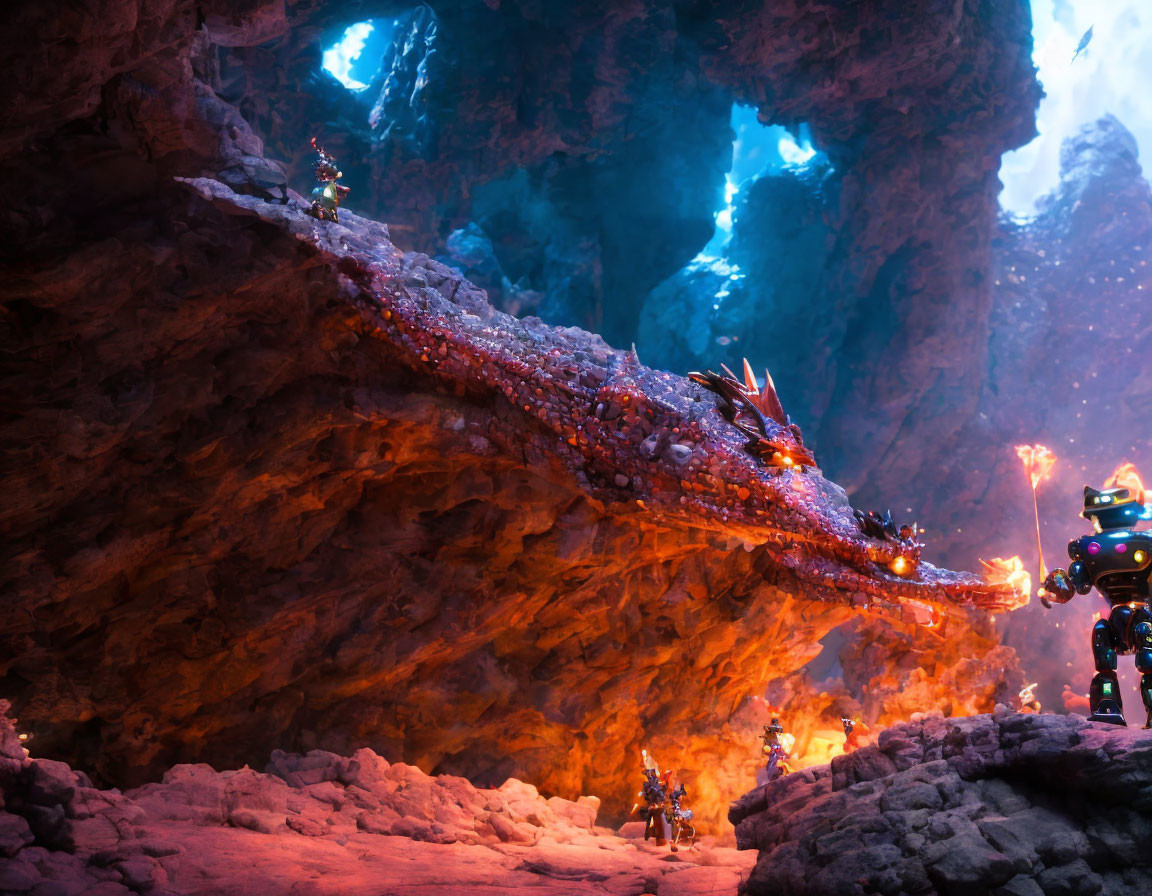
[979,556,1032,602]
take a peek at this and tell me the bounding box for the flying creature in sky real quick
[1072,25,1094,62]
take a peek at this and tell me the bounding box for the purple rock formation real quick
[731,710,1152,896]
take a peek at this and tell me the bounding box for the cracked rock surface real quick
[731,710,1152,896]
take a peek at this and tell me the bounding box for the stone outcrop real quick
[731,710,1152,896]
[0,703,753,895]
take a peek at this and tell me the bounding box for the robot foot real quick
[1088,700,1127,726]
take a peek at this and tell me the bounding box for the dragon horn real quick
[742,358,759,394]
[757,366,788,426]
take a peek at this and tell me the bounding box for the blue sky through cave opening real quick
[700,104,819,259]
[322,19,397,91]
[1000,0,1152,216]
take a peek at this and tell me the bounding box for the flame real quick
[1015,444,1056,490]
[980,555,1032,601]
[1018,682,1038,704]
[779,732,796,753]
[1105,462,1146,504]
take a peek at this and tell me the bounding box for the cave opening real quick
[322,19,407,94]
[700,103,821,259]
[999,0,1152,217]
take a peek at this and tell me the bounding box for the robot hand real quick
[1039,569,1075,608]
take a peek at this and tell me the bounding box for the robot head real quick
[1082,485,1151,531]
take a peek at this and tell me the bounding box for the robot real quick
[307,137,350,223]
[1042,484,1152,727]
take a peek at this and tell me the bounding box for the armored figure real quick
[633,750,671,846]
[667,781,695,850]
[1042,485,1152,727]
[842,716,869,753]
[307,137,350,223]
[761,717,792,781]
[631,750,694,851]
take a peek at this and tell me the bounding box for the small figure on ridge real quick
[307,137,350,223]
[760,717,793,783]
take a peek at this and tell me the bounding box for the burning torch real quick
[1016,444,1056,607]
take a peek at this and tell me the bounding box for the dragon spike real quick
[720,363,739,382]
[755,364,788,427]
[742,358,759,394]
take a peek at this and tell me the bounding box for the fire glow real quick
[1105,462,1147,503]
[1015,443,1056,588]
[980,555,1032,602]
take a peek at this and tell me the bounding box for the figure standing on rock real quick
[1042,483,1152,727]
[759,718,793,783]
[307,137,350,223]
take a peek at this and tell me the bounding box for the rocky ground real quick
[11,703,1152,896]
[731,709,1152,896]
[0,704,752,895]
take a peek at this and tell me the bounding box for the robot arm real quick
[1041,541,1093,608]
[1068,560,1093,594]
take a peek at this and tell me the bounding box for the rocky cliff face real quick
[213,0,1039,356]
[731,711,1152,896]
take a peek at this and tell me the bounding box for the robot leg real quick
[1132,617,1152,729]
[1089,616,1126,726]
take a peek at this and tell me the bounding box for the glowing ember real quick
[980,556,1032,601]
[1105,461,1146,504]
[1015,444,1057,490]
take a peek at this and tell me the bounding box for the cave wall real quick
[217,0,735,345]
[641,0,1040,497]
[638,49,1152,715]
